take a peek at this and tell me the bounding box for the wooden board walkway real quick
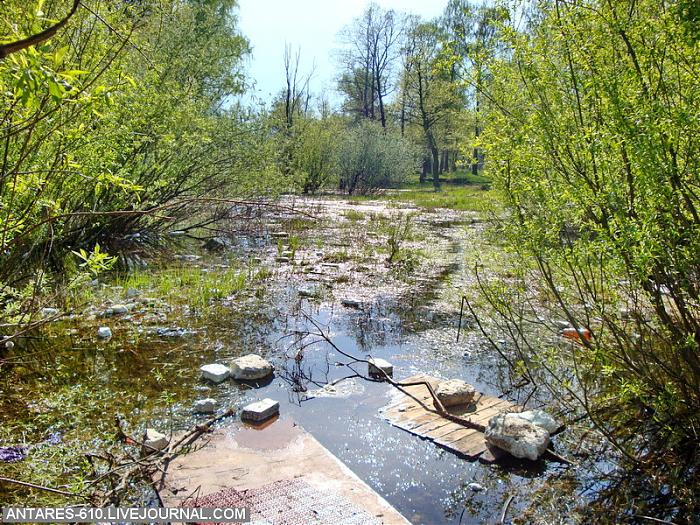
[158,417,410,525]
[380,374,522,463]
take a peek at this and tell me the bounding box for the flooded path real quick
[0,197,566,524]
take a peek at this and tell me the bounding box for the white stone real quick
[230,354,273,380]
[41,307,60,317]
[193,398,217,414]
[435,379,476,407]
[467,482,486,492]
[485,413,550,461]
[368,358,393,378]
[200,363,230,383]
[126,287,139,298]
[298,286,318,298]
[143,428,169,451]
[271,231,289,238]
[97,326,112,339]
[241,398,279,422]
[513,409,560,434]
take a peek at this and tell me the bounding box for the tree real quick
[399,21,463,188]
[338,3,402,127]
[477,0,700,515]
[337,121,418,195]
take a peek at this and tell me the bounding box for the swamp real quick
[1,1,699,524]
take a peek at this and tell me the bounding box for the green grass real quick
[351,183,498,213]
[345,170,500,213]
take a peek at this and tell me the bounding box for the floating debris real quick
[0,446,27,463]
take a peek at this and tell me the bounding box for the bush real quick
[337,121,419,194]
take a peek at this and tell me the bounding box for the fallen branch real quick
[0,476,84,499]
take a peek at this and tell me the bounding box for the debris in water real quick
[241,398,279,423]
[0,446,27,462]
[368,357,393,378]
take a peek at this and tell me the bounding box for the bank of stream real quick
[0,196,609,524]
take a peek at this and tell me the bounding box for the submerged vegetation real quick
[1,0,699,522]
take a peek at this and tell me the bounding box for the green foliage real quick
[477,0,700,509]
[337,120,420,194]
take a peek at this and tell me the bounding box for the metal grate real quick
[183,478,383,525]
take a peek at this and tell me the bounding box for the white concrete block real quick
[368,358,393,378]
[200,363,230,383]
[241,398,279,422]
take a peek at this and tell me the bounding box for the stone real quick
[368,358,393,378]
[156,327,194,338]
[298,286,318,298]
[143,428,169,452]
[513,409,560,434]
[230,354,273,380]
[200,363,230,383]
[435,379,476,407]
[168,230,186,237]
[485,413,550,461]
[271,231,289,238]
[276,256,290,263]
[97,326,112,339]
[105,304,129,316]
[40,307,60,317]
[241,398,279,422]
[193,398,217,414]
[341,298,361,308]
[467,482,486,492]
[203,237,228,251]
[126,287,139,298]
[280,250,294,258]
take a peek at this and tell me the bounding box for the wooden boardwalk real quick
[380,374,522,463]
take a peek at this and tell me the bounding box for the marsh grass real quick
[113,263,263,312]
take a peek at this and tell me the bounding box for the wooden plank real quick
[381,374,523,463]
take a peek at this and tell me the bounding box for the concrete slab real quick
[158,418,410,525]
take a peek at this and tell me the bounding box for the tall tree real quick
[399,21,462,188]
[338,3,402,127]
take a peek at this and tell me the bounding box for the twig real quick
[632,515,679,525]
[498,495,514,525]
[0,476,83,499]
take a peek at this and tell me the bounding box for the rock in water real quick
[105,304,129,316]
[435,379,476,407]
[467,482,485,492]
[143,428,169,452]
[514,409,560,433]
[485,413,550,461]
[203,237,227,252]
[368,358,393,378]
[97,326,112,339]
[241,398,279,422]
[230,354,273,380]
[193,398,217,414]
[200,363,230,383]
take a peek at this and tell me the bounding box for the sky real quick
[235,0,448,107]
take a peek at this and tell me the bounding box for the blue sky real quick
[235,0,448,107]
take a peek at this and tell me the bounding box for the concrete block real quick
[241,398,279,423]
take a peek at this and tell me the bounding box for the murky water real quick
[0,198,571,524]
